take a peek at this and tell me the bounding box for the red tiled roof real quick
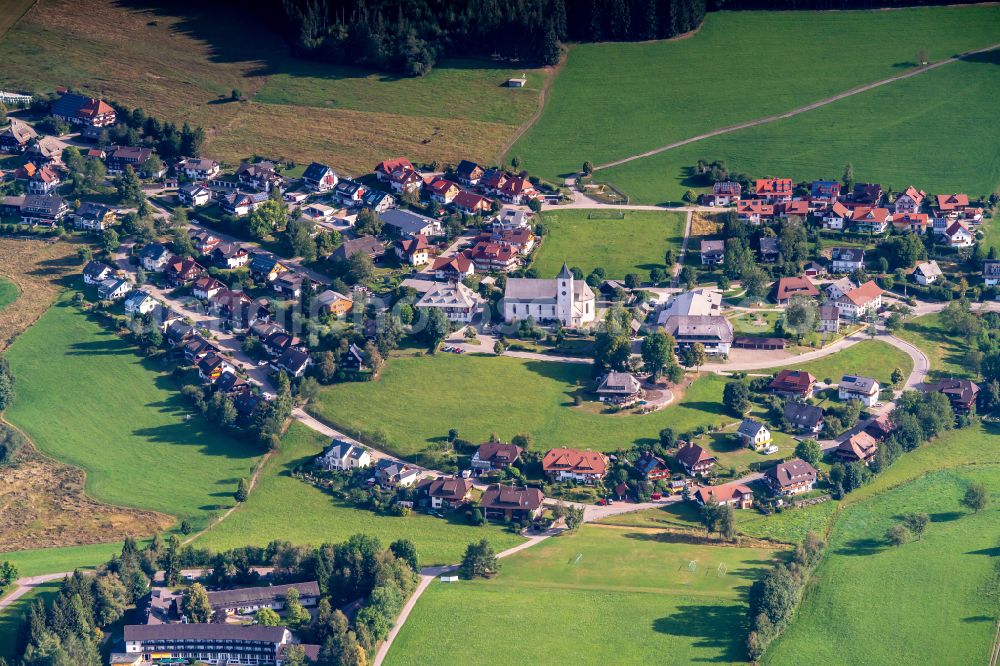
[849,207,891,223]
[754,178,792,195]
[775,276,819,301]
[737,199,774,216]
[695,482,753,504]
[542,448,608,475]
[432,254,473,273]
[769,369,816,393]
[936,193,969,211]
[842,280,882,307]
[376,157,413,174]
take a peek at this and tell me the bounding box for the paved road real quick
[671,210,693,288]
[0,573,68,612]
[592,42,1000,172]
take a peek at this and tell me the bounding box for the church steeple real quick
[557,262,572,279]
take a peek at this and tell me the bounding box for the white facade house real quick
[416,281,480,323]
[315,440,372,471]
[830,247,865,273]
[839,374,880,407]
[737,419,772,449]
[502,264,596,328]
[124,290,158,315]
[914,260,942,285]
[835,280,882,320]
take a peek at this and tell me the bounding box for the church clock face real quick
[562,291,567,296]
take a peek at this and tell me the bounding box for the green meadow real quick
[766,465,1000,664]
[759,339,914,386]
[3,297,258,531]
[532,209,687,279]
[512,5,1000,181]
[193,423,525,566]
[894,312,972,381]
[308,354,739,463]
[387,525,784,665]
[600,56,1000,203]
[0,277,18,311]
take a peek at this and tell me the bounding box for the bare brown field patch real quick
[0,441,172,553]
[691,211,725,238]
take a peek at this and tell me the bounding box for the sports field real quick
[532,209,686,279]
[0,0,547,173]
[386,524,784,665]
[308,354,738,464]
[512,6,1000,182]
[600,56,1000,203]
[193,423,525,566]
[766,465,1000,664]
[0,277,18,312]
[3,296,258,531]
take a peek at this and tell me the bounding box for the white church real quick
[502,263,596,328]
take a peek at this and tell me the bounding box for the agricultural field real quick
[193,423,525,567]
[387,525,783,665]
[532,209,686,279]
[894,312,971,380]
[759,339,913,386]
[599,55,1000,204]
[307,354,740,465]
[766,465,1000,664]
[511,5,1000,183]
[0,277,18,312]
[0,0,548,174]
[3,294,259,533]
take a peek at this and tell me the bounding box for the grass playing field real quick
[511,6,1000,183]
[0,0,547,174]
[387,524,784,665]
[759,339,914,386]
[3,295,259,532]
[599,55,1000,204]
[765,465,1000,664]
[307,354,740,465]
[894,312,971,381]
[531,209,686,279]
[0,277,18,312]
[193,423,525,567]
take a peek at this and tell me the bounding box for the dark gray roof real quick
[124,623,288,642]
[783,402,824,428]
[302,162,334,182]
[334,235,384,261]
[737,418,768,438]
[765,458,818,488]
[832,247,865,263]
[664,315,734,343]
[206,581,320,609]
[840,374,878,393]
[380,208,438,235]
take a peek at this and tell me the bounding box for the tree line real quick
[258,0,706,75]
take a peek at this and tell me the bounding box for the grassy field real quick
[308,354,740,463]
[0,0,547,174]
[894,312,971,380]
[760,339,913,386]
[0,580,62,663]
[3,541,125,578]
[3,296,259,532]
[511,6,1000,182]
[193,423,525,567]
[0,277,18,312]
[387,524,784,665]
[766,465,1000,664]
[600,55,1000,204]
[532,209,686,279]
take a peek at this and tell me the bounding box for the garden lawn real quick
[894,312,971,380]
[193,423,525,566]
[0,580,62,663]
[3,297,259,531]
[532,209,686,279]
[386,525,784,665]
[511,6,1000,181]
[600,55,1000,203]
[765,465,1000,665]
[308,354,740,463]
[0,277,18,312]
[759,339,913,386]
